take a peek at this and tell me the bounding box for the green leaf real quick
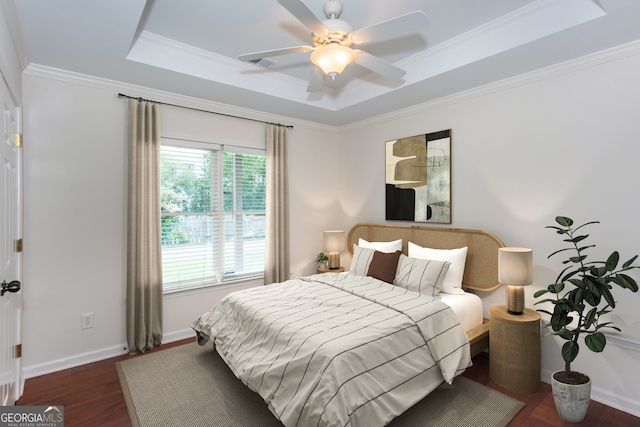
[622,255,638,268]
[567,279,585,290]
[534,298,556,306]
[562,341,579,363]
[583,307,597,328]
[601,285,616,309]
[615,274,639,292]
[572,288,584,305]
[548,247,573,259]
[583,289,600,306]
[585,276,599,289]
[597,305,612,316]
[557,328,575,341]
[583,278,601,305]
[533,289,548,298]
[594,322,620,333]
[573,220,600,232]
[551,306,569,331]
[585,332,606,352]
[570,235,589,244]
[605,251,620,271]
[549,283,565,294]
[570,255,587,263]
[555,216,573,227]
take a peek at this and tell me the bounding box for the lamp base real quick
[506,285,525,315]
[327,251,341,269]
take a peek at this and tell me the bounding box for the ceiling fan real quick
[238,0,429,92]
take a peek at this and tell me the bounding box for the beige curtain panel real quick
[126,99,163,353]
[265,124,290,284]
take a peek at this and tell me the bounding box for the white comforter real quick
[192,273,471,427]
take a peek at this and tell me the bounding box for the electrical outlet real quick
[81,313,94,330]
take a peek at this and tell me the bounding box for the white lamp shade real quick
[498,247,533,286]
[324,230,346,252]
[310,45,355,76]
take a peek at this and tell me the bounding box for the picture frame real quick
[385,129,451,223]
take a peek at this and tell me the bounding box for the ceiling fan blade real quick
[238,46,312,63]
[354,50,406,80]
[278,0,328,36]
[350,11,428,45]
[306,67,325,92]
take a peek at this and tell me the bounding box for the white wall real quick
[338,45,640,416]
[21,71,340,376]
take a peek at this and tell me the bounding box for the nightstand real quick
[317,266,345,274]
[489,304,541,393]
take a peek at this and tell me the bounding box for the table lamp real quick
[324,230,346,270]
[498,247,533,315]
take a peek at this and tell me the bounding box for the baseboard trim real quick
[606,333,640,353]
[23,328,194,379]
[23,344,128,379]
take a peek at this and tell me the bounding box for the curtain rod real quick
[117,93,293,129]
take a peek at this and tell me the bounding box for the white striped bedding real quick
[192,273,471,427]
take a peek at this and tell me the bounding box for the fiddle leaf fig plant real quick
[534,216,639,375]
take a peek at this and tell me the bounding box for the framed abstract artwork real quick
[385,129,451,223]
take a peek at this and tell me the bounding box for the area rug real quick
[117,343,524,427]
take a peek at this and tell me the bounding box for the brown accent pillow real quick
[367,250,402,283]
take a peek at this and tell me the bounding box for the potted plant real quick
[534,216,639,422]
[315,252,329,269]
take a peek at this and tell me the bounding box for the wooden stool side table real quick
[489,305,541,393]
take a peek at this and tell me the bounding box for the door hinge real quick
[15,239,22,253]
[14,344,22,359]
[12,133,22,147]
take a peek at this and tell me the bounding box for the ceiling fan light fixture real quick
[310,44,355,78]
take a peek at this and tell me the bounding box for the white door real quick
[0,75,23,405]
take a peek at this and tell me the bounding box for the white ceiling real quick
[10,0,640,126]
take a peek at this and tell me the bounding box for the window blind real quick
[160,142,265,292]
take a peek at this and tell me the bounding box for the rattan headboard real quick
[347,223,505,292]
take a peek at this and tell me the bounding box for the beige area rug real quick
[117,343,524,427]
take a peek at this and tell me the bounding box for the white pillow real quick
[351,245,376,277]
[358,238,402,253]
[408,242,468,295]
[394,255,450,297]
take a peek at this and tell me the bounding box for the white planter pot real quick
[551,371,591,423]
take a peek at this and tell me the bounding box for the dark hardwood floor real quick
[16,338,639,426]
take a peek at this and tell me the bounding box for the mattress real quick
[439,292,484,332]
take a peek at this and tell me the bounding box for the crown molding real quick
[343,38,640,132]
[23,63,337,132]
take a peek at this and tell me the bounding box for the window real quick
[160,139,266,292]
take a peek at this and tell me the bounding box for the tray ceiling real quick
[10,0,640,126]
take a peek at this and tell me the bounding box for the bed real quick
[193,223,504,427]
